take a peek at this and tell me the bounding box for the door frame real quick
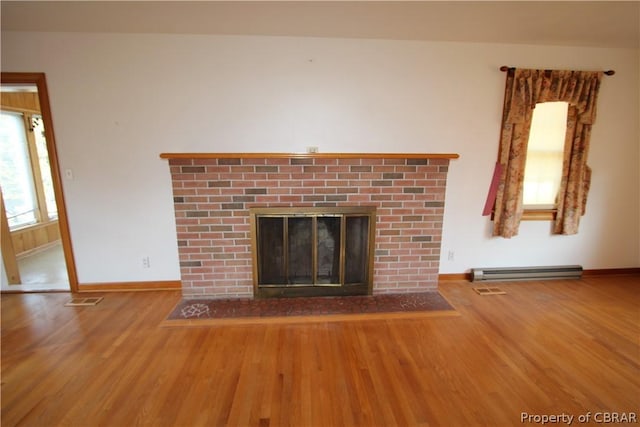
[1,72,78,292]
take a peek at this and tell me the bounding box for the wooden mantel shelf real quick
[160,152,460,160]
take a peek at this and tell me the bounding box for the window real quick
[491,68,603,237]
[522,101,568,216]
[32,115,58,220]
[0,110,57,230]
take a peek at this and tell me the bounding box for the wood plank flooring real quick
[1,275,639,426]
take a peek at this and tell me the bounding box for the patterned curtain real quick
[493,68,603,238]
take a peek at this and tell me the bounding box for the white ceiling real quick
[1,1,639,49]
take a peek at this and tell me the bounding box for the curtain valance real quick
[505,69,603,125]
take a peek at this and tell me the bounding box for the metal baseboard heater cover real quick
[471,265,583,282]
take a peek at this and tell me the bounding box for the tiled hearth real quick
[162,153,457,298]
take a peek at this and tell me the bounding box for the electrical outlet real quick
[142,256,151,268]
[447,251,455,261]
[306,146,319,153]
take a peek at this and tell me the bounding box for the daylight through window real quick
[0,110,57,230]
[523,101,568,209]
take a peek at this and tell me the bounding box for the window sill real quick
[521,209,557,221]
[9,218,59,233]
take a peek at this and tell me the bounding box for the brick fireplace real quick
[162,153,458,298]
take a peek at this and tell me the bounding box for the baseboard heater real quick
[470,265,583,282]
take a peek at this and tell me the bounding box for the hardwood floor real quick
[1,275,639,426]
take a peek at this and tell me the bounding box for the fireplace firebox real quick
[250,207,375,298]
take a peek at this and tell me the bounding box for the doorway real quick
[1,73,77,292]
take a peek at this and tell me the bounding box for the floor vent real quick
[473,287,506,296]
[65,297,103,307]
[471,265,583,282]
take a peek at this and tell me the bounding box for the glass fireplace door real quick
[252,207,375,298]
[287,217,313,284]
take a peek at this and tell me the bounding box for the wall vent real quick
[470,265,583,282]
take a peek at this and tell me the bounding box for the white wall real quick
[1,32,638,284]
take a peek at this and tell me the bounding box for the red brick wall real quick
[168,156,450,298]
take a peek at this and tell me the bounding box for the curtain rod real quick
[499,65,615,76]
